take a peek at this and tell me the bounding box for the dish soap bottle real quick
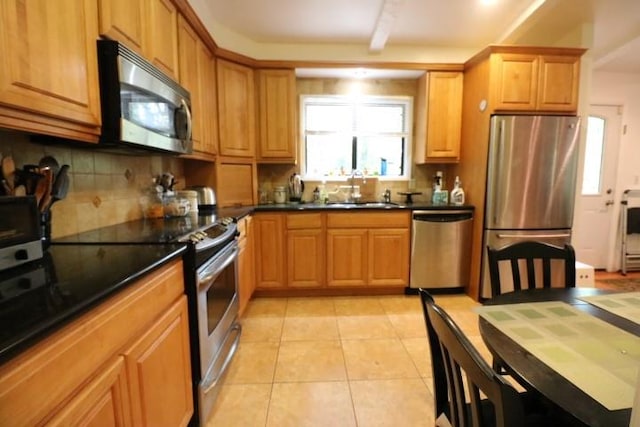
[451,176,465,205]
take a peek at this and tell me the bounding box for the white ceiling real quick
[201,0,640,75]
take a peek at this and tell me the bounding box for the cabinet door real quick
[368,229,409,286]
[425,72,463,162]
[287,229,325,287]
[257,69,297,162]
[145,0,179,80]
[124,297,193,427]
[217,59,256,157]
[327,229,368,287]
[255,214,286,288]
[98,0,145,53]
[215,162,256,207]
[537,55,580,112]
[492,53,539,111]
[0,0,101,141]
[48,357,131,427]
[199,44,219,156]
[238,216,255,315]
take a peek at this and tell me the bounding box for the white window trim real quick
[299,94,413,181]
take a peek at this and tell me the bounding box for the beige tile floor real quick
[206,293,489,427]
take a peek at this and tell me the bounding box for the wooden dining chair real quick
[486,241,576,298]
[418,289,554,427]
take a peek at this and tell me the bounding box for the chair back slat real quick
[419,289,526,427]
[487,241,576,297]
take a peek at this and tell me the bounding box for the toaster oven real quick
[0,196,43,272]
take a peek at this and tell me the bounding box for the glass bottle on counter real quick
[451,176,465,205]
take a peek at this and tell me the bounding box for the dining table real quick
[478,287,640,427]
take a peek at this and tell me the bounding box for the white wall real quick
[590,71,640,270]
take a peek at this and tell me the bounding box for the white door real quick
[573,105,623,269]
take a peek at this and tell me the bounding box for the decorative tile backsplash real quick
[0,130,185,238]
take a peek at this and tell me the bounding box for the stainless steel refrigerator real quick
[480,115,581,298]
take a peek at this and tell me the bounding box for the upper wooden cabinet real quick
[98,0,145,53]
[178,15,218,156]
[215,160,256,207]
[414,72,463,164]
[0,0,101,142]
[256,69,297,163]
[99,0,179,80]
[217,59,256,157]
[486,48,584,113]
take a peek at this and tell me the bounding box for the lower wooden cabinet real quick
[368,228,410,286]
[254,214,285,288]
[254,211,410,292]
[326,229,368,287]
[238,215,255,315]
[123,297,193,427]
[47,357,130,427]
[286,213,325,288]
[0,260,192,427]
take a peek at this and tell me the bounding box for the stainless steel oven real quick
[195,238,241,422]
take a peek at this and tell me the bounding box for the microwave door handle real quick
[181,98,192,141]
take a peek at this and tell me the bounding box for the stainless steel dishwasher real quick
[409,209,473,290]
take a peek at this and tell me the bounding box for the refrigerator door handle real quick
[495,120,506,224]
[496,233,572,239]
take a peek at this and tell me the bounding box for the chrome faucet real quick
[383,188,391,203]
[349,169,365,202]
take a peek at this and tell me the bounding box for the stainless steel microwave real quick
[96,40,193,154]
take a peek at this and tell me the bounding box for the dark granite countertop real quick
[0,243,186,364]
[251,202,474,212]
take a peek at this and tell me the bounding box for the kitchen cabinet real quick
[0,0,101,142]
[368,229,410,286]
[146,0,180,80]
[0,260,192,427]
[238,215,255,315]
[490,51,581,112]
[123,297,193,427]
[287,213,325,287]
[327,212,410,288]
[215,161,256,207]
[178,14,218,157]
[99,0,179,80]
[414,72,463,163]
[256,69,297,163]
[98,0,145,53]
[255,214,286,288]
[327,229,368,287]
[217,59,256,157]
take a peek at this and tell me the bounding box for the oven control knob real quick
[221,217,233,225]
[196,231,207,239]
[15,249,29,260]
[189,235,200,244]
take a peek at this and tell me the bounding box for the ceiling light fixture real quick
[369,0,406,53]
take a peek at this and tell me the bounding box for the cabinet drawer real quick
[287,213,323,229]
[327,212,410,229]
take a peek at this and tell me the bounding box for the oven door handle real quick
[201,323,242,394]
[198,243,238,286]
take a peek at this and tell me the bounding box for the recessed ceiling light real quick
[353,68,368,78]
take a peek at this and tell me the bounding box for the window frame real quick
[299,94,413,181]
